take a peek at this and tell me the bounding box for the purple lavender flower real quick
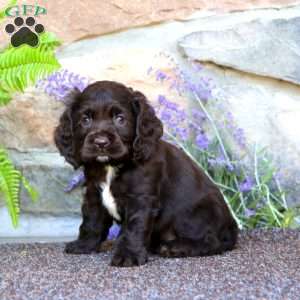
[107,224,121,240]
[208,156,226,167]
[177,69,213,102]
[157,95,187,128]
[175,127,189,141]
[158,95,180,112]
[169,79,185,95]
[273,170,284,182]
[208,155,235,172]
[192,109,206,121]
[37,69,90,100]
[177,109,187,122]
[225,112,235,129]
[226,162,235,172]
[158,95,168,106]
[223,112,247,149]
[195,133,209,149]
[155,70,168,82]
[191,62,203,72]
[233,128,246,149]
[160,109,173,123]
[191,109,206,130]
[64,171,85,192]
[239,177,254,192]
[194,84,212,101]
[244,208,256,218]
[147,66,153,75]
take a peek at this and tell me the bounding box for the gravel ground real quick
[0,229,299,300]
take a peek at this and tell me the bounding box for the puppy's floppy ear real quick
[131,90,163,162]
[54,89,81,169]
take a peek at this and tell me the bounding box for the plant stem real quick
[164,130,236,192]
[254,143,261,187]
[193,92,246,210]
[275,177,288,209]
[262,184,282,226]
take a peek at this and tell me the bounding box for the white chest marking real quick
[100,166,121,221]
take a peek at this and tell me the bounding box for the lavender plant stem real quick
[254,143,261,188]
[164,129,235,192]
[193,92,246,211]
[262,184,282,226]
[254,145,282,226]
[274,179,288,209]
[223,195,244,229]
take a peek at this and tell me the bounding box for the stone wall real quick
[0,0,300,238]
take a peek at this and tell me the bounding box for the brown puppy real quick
[54,81,238,267]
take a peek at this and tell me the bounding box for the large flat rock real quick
[0,89,63,151]
[0,207,80,238]
[0,151,82,215]
[0,229,299,300]
[179,6,300,85]
[1,0,299,47]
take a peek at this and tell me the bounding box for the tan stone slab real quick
[0,88,63,151]
[1,0,300,47]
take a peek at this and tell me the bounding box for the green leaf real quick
[0,44,61,94]
[0,147,38,227]
[0,84,11,106]
[22,176,38,202]
[0,148,21,227]
[39,32,62,51]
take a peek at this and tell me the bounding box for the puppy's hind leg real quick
[158,223,238,258]
[158,228,229,258]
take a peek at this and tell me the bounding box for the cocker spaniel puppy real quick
[54,81,238,267]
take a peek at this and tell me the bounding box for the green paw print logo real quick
[5,16,44,48]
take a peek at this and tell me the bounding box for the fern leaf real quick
[0,148,38,227]
[0,148,21,227]
[39,32,62,51]
[22,176,38,202]
[0,31,61,101]
[0,46,61,93]
[0,84,11,106]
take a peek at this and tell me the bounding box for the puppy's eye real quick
[114,114,126,125]
[81,115,92,127]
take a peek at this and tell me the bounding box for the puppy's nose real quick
[94,136,110,148]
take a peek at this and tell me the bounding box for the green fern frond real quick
[0,148,38,227]
[0,84,11,106]
[39,32,62,51]
[0,148,21,227]
[22,176,38,202]
[0,41,61,104]
[0,46,60,92]
[0,46,61,91]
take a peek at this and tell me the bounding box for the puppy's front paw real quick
[64,240,98,254]
[111,249,148,267]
